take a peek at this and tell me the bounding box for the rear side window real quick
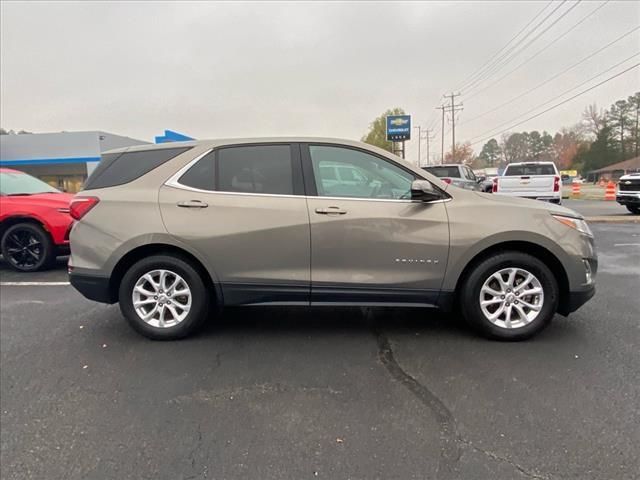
[423,166,461,178]
[217,145,293,195]
[504,164,556,176]
[178,152,215,191]
[84,147,191,190]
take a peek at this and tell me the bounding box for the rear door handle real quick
[315,206,347,215]
[177,200,208,208]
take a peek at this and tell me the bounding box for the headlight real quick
[552,214,593,236]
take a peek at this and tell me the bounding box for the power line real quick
[468,54,640,142]
[468,62,640,146]
[466,0,582,94]
[465,0,613,101]
[455,0,555,92]
[462,25,640,125]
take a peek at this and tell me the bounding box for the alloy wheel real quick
[4,229,43,270]
[131,269,192,328]
[479,267,544,329]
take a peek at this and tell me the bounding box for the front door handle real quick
[177,200,208,209]
[315,206,347,215]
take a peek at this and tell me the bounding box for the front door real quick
[159,143,310,305]
[303,144,450,306]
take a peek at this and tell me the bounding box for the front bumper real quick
[559,285,596,315]
[616,192,640,206]
[69,272,115,304]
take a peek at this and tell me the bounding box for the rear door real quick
[303,144,449,306]
[159,143,311,305]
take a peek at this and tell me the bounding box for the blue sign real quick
[155,130,195,144]
[386,115,411,141]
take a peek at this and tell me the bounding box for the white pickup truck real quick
[493,161,562,204]
[616,172,640,214]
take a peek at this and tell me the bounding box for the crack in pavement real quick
[374,329,462,479]
[373,328,552,480]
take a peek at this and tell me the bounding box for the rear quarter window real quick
[83,147,192,190]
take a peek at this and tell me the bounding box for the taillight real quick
[553,176,560,192]
[492,178,498,193]
[70,196,99,220]
[441,178,452,184]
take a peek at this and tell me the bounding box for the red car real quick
[0,168,74,271]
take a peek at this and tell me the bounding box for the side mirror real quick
[411,180,442,202]
[477,176,486,183]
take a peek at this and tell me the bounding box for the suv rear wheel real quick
[119,255,209,340]
[460,251,559,341]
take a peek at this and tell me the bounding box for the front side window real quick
[463,167,477,181]
[217,145,293,195]
[310,146,414,199]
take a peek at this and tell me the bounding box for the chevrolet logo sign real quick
[390,118,409,126]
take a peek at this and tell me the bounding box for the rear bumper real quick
[559,285,596,315]
[69,272,115,304]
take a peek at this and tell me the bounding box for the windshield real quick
[423,166,461,178]
[0,172,61,195]
[504,164,556,176]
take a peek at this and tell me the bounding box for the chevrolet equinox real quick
[68,138,597,340]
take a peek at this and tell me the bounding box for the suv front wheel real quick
[460,252,559,341]
[119,255,209,340]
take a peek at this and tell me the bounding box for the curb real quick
[585,216,640,224]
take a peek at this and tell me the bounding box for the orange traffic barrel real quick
[604,181,616,200]
[571,182,581,197]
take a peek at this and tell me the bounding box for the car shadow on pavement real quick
[199,306,479,341]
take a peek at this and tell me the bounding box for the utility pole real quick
[423,129,435,167]
[436,106,446,164]
[443,92,463,162]
[413,125,422,166]
[413,126,434,167]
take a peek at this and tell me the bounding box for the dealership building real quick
[0,131,149,192]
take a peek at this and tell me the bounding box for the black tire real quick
[460,251,559,341]
[1,222,55,272]
[626,205,640,214]
[118,255,210,340]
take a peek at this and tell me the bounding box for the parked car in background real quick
[0,168,73,271]
[616,172,640,214]
[68,138,596,341]
[493,161,562,204]
[422,164,483,191]
[477,175,495,193]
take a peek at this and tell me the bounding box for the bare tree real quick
[582,104,604,138]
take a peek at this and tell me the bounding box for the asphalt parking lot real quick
[562,198,635,218]
[1,222,639,480]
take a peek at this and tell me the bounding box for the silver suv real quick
[68,138,597,341]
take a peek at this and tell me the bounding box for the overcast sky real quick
[1,0,638,163]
